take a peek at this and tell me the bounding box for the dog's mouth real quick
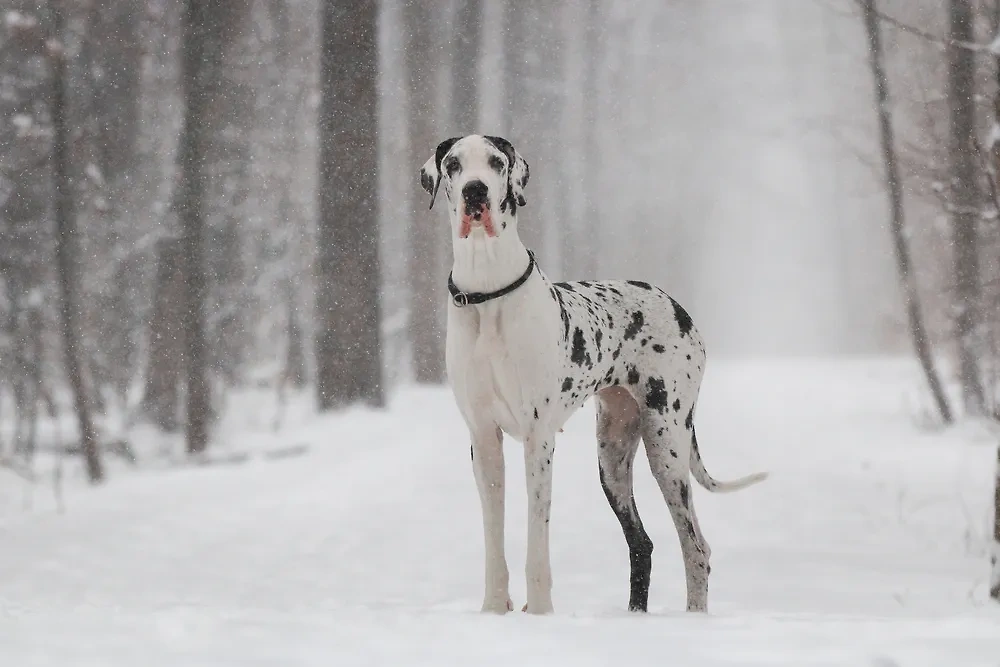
[459,204,495,239]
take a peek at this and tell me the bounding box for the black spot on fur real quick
[645,377,669,414]
[670,297,694,337]
[624,311,645,340]
[627,365,640,385]
[552,288,571,342]
[562,377,574,392]
[652,344,665,353]
[571,328,589,366]
[534,408,539,420]
[672,398,681,412]
[657,428,664,436]
[470,445,474,461]
[627,280,652,290]
[669,449,678,459]
[685,406,694,430]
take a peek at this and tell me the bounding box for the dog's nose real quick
[462,180,489,210]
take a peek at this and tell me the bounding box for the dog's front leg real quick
[471,424,512,613]
[523,433,555,614]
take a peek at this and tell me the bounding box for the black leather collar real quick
[448,250,536,307]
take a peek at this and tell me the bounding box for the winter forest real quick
[2,0,1000,664]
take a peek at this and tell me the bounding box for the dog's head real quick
[419,135,529,239]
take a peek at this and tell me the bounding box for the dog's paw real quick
[482,598,514,614]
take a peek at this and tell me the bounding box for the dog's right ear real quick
[420,137,461,210]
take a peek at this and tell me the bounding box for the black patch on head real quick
[624,311,645,340]
[672,398,681,412]
[483,135,528,211]
[562,377,573,392]
[627,365,640,385]
[645,377,669,414]
[424,136,461,209]
[627,280,652,290]
[652,344,665,353]
[670,297,694,337]
[571,328,591,367]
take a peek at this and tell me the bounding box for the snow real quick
[2,358,999,665]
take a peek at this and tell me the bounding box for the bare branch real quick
[855,0,992,53]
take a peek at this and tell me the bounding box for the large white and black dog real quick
[420,134,767,615]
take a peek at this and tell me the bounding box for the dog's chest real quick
[449,298,559,439]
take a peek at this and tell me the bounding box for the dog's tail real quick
[689,428,768,492]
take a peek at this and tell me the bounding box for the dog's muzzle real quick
[460,180,495,238]
[462,180,489,215]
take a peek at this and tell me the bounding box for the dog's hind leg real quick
[596,387,654,612]
[642,411,711,613]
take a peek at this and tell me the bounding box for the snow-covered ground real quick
[1,358,998,666]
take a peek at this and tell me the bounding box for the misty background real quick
[1,0,998,487]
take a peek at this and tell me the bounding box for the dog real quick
[420,134,767,615]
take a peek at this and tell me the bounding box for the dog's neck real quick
[450,213,532,295]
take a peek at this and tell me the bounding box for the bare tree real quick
[50,0,104,482]
[861,0,953,424]
[948,0,986,415]
[451,0,481,133]
[315,0,384,409]
[177,0,227,455]
[404,0,448,384]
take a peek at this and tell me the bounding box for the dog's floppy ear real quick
[419,136,461,210]
[484,135,529,210]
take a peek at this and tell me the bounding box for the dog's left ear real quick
[420,136,461,210]
[484,135,529,210]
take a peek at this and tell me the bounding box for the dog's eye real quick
[445,158,461,177]
[488,155,504,173]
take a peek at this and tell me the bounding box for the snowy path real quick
[1,360,998,665]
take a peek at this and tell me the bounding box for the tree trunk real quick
[404,0,448,384]
[992,441,1000,600]
[451,0,481,133]
[504,1,547,262]
[861,0,953,425]
[579,0,601,279]
[178,0,222,455]
[316,0,384,409]
[50,1,104,484]
[142,237,185,431]
[948,0,986,416]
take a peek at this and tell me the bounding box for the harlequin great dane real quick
[420,134,767,615]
